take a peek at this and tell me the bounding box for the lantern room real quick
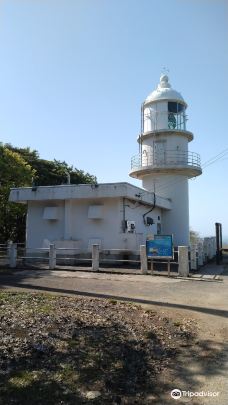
[143,75,187,133]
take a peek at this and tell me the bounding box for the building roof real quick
[144,74,187,106]
[9,182,171,210]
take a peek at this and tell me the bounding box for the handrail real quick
[131,149,201,171]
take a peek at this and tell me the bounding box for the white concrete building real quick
[9,75,202,252]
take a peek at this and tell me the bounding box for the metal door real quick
[154,141,166,165]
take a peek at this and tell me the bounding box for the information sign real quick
[146,235,173,259]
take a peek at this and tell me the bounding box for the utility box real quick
[146,217,154,226]
[127,220,136,233]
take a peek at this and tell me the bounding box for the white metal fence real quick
[1,237,217,277]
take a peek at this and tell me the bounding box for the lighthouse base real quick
[142,174,190,246]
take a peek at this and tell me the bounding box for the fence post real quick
[203,239,208,263]
[178,246,189,277]
[8,242,17,268]
[190,244,197,271]
[140,245,148,274]
[49,244,56,269]
[198,242,203,266]
[92,244,99,271]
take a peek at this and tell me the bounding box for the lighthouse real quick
[130,74,202,246]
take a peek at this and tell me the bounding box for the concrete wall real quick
[26,197,162,253]
[27,201,65,249]
[142,134,188,157]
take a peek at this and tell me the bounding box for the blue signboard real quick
[146,235,173,259]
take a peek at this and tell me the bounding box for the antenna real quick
[162,66,170,75]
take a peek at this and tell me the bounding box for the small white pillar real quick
[140,245,148,274]
[190,244,197,270]
[203,239,208,262]
[49,244,56,269]
[92,244,99,271]
[211,237,216,257]
[178,246,189,277]
[197,242,203,266]
[8,242,17,268]
[207,238,213,259]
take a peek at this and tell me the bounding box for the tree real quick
[4,144,97,186]
[0,143,97,242]
[0,145,35,242]
[190,229,200,245]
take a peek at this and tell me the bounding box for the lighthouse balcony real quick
[130,150,202,178]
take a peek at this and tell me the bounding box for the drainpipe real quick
[142,192,156,225]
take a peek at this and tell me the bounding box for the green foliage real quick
[0,145,35,242]
[0,143,97,243]
[190,229,200,244]
[4,144,97,186]
[0,146,35,186]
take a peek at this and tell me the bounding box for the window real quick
[168,102,185,113]
[168,113,176,129]
[168,102,186,130]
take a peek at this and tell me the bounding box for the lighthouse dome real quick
[144,74,187,106]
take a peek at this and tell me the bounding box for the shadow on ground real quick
[0,275,227,320]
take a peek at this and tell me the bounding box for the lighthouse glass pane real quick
[168,102,185,113]
[168,102,186,130]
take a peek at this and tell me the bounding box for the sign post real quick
[146,235,173,276]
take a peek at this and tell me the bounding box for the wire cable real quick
[135,147,228,198]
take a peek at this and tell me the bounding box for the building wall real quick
[142,134,188,155]
[143,174,189,246]
[144,101,168,132]
[26,197,162,252]
[27,201,65,249]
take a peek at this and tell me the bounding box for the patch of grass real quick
[173,320,182,327]
[54,364,79,389]
[144,330,158,340]
[0,292,55,314]
[108,299,117,305]
[144,309,157,315]
[9,370,41,388]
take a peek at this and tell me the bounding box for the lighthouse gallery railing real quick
[131,150,201,171]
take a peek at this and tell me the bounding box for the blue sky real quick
[0,0,227,238]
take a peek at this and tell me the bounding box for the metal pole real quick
[215,223,220,265]
[219,223,223,263]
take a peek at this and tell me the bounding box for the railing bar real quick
[18,256,49,260]
[56,258,92,261]
[99,259,140,263]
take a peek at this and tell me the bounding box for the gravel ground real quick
[0,292,196,405]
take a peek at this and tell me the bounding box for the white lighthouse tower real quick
[130,74,202,246]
